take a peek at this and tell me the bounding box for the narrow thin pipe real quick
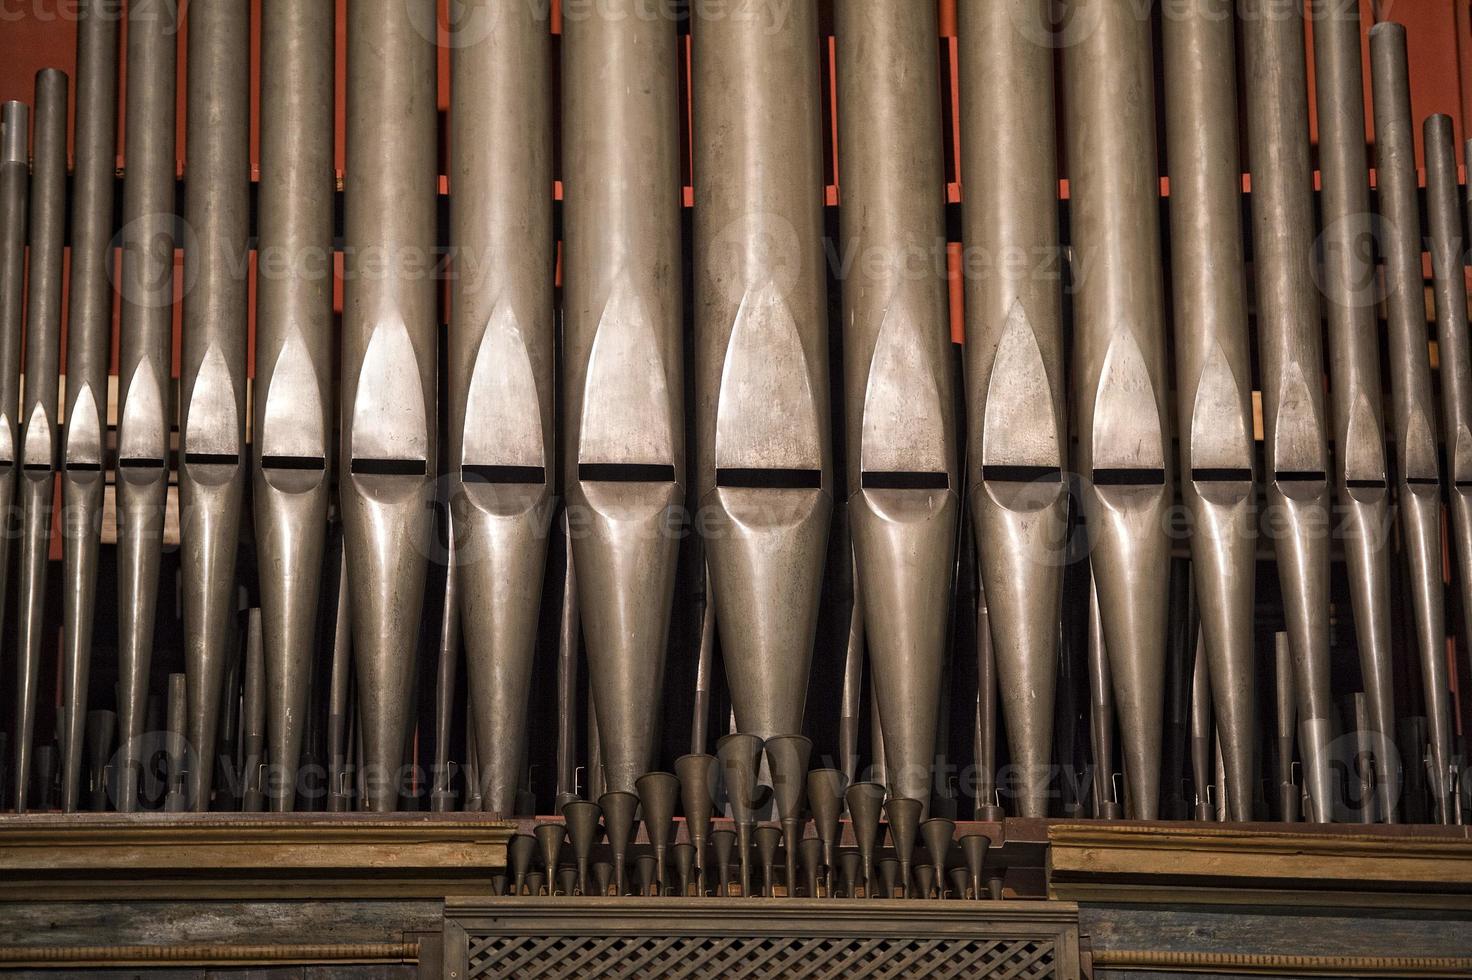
[114,0,179,813]
[0,100,26,811]
[12,69,66,812]
[1313,0,1398,825]
[59,0,120,815]
[1370,22,1452,825]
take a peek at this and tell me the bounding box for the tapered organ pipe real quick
[1312,0,1397,824]
[1086,570,1121,819]
[342,0,438,812]
[452,0,555,812]
[1241,0,1335,822]
[957,0,1065,819]
[1370,23,1452,825]
[10,72,64,812]
[0,104,24,802]
[1061,0,1173,819]
[179,0,250,812]
[693,0,832,739]
[563,0,684,792]
[60,0,120,814]
[1160,0,1256,822]
[836,0,958,814]
[115,0,179,812]
[1427,120,1472,743]
[256,0,334,813]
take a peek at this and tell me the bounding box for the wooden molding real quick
[0,813,515,901]
[1049,821,1472,909]
[1092,949,1472,977]
[0,942,418,969]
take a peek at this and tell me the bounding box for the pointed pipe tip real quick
[920,816,956,873]
[763,733,813,820]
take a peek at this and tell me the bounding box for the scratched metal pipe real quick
[255,0,334,813]
[431,523,460,812]
[956,0,1063,819]
[12,70,66,813]
[1427,119,1472,779]
[1370,23,1452,825]
[1312,0,1397,825]
[563,0,684,793]
[59,0,120,814]
[692,0,832,739]
[114,0,178,813]
[241,609,266,812]
[451,0,555,814]
[0,105,24,763]
[836,0,958,814]
[1241,0,1335,822]
[1061,0,1173,819]
[342,0,438,812]
[179,0,250,811]
[555,514,580,809]
[838,550,864,786]
[1160,0,1256,822]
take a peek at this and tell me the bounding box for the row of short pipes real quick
[499,738,998,901]
[1,0,1469,826]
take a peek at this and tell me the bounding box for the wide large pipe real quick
[1312,0,1397,824]
[255,0,334,813]
[836,0,958,813]
[59,0,120,814]
[1370,23,1452,825]
[452,0,555,813]
[114,0,179,812]
[1241,0,1335,822]
[12,69,66,813]
[180,0,250,811]
[563,0,684,793]
[342,0,438,811]
[1428,119,1472,758]
[957,0,1066,819]
[1061,0,1173,819]
[1160,0,1256,822]
[693,0,832,740]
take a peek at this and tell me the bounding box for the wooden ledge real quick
[0,812,515,901]
[1048,821,1472,909]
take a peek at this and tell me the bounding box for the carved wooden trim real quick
[1048,821,1472,909]
[0,942,419,968]
[1092,949,1472,977]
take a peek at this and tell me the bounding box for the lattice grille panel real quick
[463,932,1058,979]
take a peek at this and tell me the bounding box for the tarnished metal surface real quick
[958,0,1067,821]
[1370,23,1451,825]
[692,0,832,739]
[12,70,65,813]
[1241,0,1334,823]
[59,0,119,814]
[0,100,26,809]
[180,0,250,811]
[452,0,556,815]
[1061,0,1173,820]
[342,0,438,811]
[563,0,684,793]
[114,0,179,813]
[255,0,334,812]
[838,0,958,813]
[1312,0,1397,826]
[1161,0,1256,822]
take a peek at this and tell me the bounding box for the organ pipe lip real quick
[1,101,28,165]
